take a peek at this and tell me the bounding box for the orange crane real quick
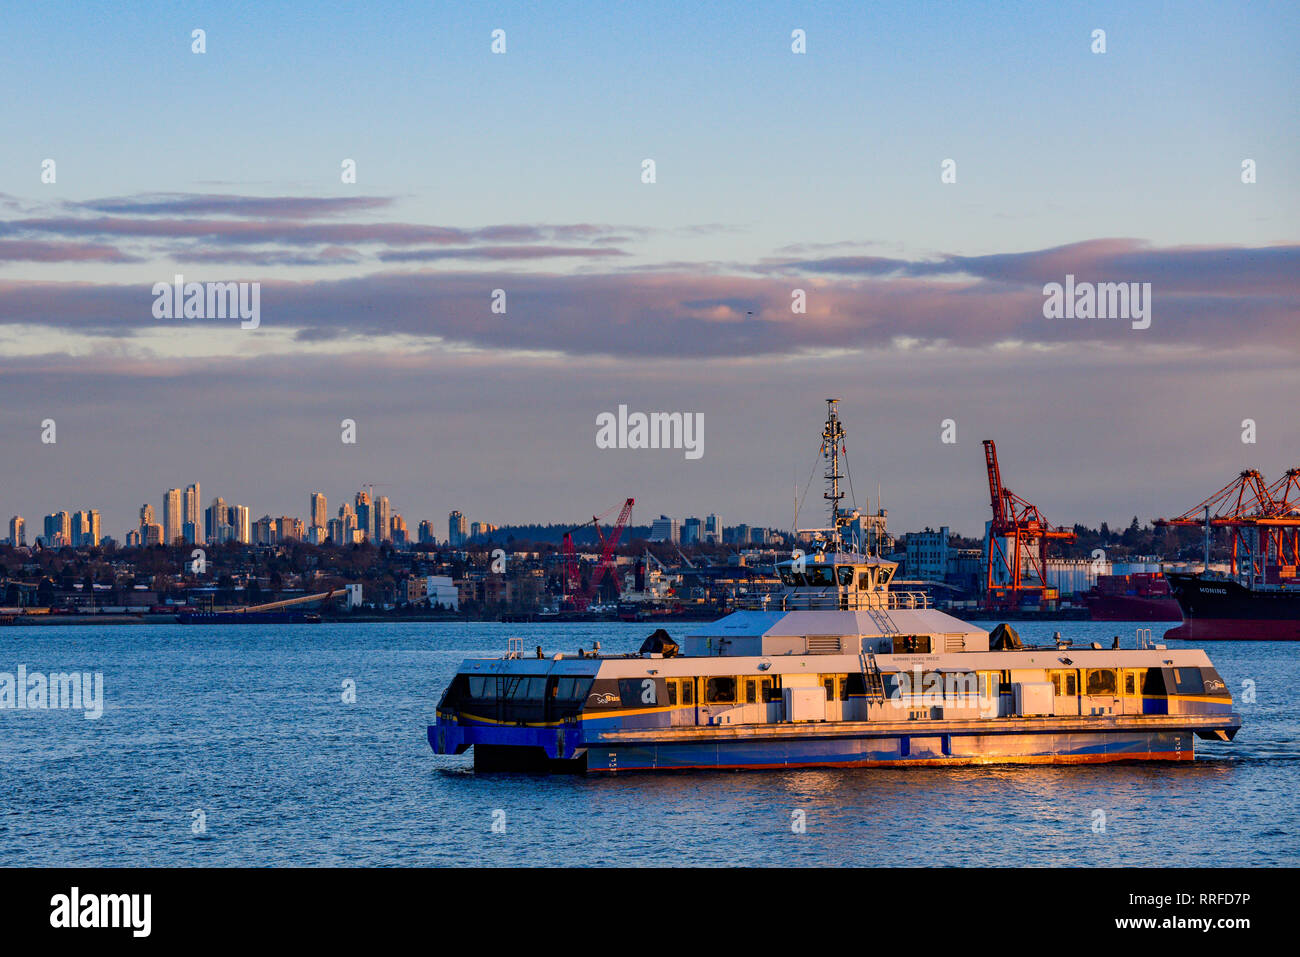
[982,440,1076,611]
[560,498,635,611]
[1155,468,1300,583]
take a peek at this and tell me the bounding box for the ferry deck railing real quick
[733,590,930,611]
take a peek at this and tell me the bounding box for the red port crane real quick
[982,440,1076,611]
[1155,468,1300,584]
[560,498,635,611]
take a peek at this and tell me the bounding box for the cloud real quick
[0,239,141,263]
[74,193,396,219]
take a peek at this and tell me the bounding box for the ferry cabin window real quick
[667,681,678,706]
[745,679,758,704]
[760,678,778,702]
[845,673,867,697]
[1085,669,1117,696]
[618,678,658,707]
[1122,670,1138,696]
[893,635,932,654]
[1171,667,1205,695]
[858,572,871,589]
[837,566,855,587]
[822,677,835,701]
[807,567,835,587]
[468,676,494,698]
[681,679,695,705]
[1141,668,1166,695]
[779,569,797,586]
[1050,670,1078,696]
[705,676,737,704]
[554,677,592,702]
[978,672,1000,699]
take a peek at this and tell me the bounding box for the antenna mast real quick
[822,398,845,551]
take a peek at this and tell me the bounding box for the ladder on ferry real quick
[858,651,887,705]
[863,605,899,636]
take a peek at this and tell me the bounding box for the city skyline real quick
[1,2,1296,543]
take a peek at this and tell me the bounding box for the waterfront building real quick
[906,526,951,581]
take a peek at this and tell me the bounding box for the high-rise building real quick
[704,514,722,544]
[310,492,328,530]
[278,517,303,541]
[8,516,24,546]
[338,503,358,544]
[327,517,343,544]
[205,498,227,543]
[375,496,391,542]
[142,523,163,546]
[230,505,251,544]
[390,514,408,545]
[418,520,435,545]
[184,483,201,532]
[355,491,373,542]
[125,528,142,547]
[71,510,100,547]
[650,515,680,543]
[163,488,182,545]
[44,511,71,546]
[448,510,467,547]
[682,517,702,544]
[139,503,155,528]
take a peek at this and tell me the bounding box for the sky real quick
[1,0,1297,540]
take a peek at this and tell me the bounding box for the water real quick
[1,620,1296,866]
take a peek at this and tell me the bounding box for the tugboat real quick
[429,402,1241,773]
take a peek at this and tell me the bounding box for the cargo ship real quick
[429,401,1240,772]
[1164,571,1300,641]
[1083,573,1181,622]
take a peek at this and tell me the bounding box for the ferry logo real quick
[588,692,619,705]
[1042,274,1151,330]
[50,887,151,937]
[0,666,103,719]
[151,273,261,329]
[595,405,704,460]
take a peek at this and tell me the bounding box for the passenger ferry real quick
[429,402,1241,773]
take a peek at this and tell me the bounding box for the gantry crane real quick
[1155,468,1300,585]
[982,440,1076,611]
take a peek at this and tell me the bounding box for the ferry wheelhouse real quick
[429,402,1241,773]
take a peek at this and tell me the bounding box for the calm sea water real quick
[0,620,1295,867]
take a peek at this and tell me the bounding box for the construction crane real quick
[1155,468,1300,584]
[982,440,1076,611]
[560,498,635,611]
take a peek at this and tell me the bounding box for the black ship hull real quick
[1164,572,1300,641]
